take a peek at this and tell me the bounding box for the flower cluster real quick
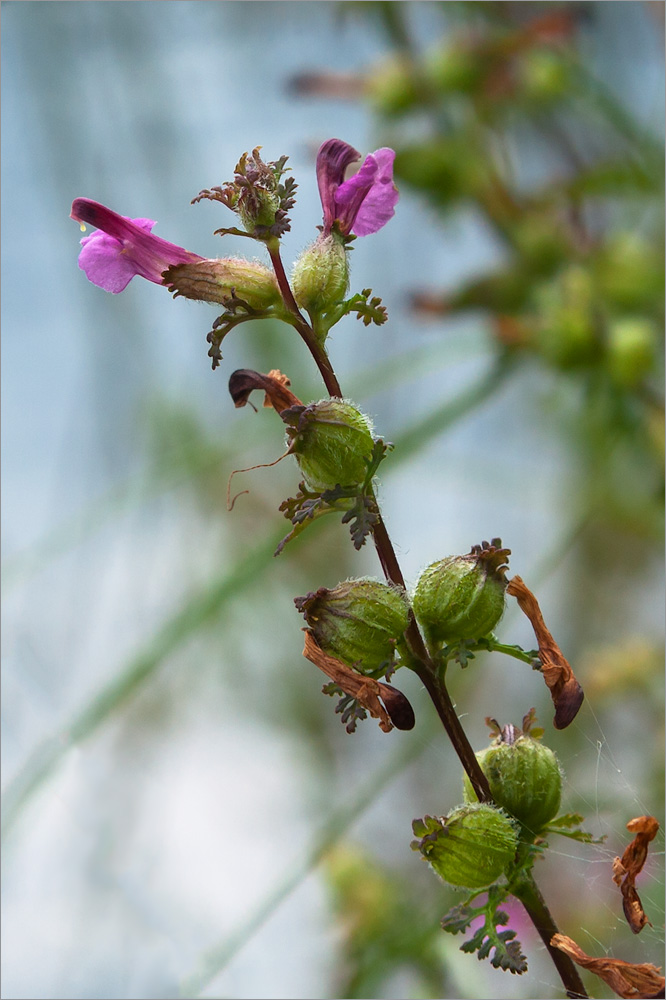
[71,138,398,302]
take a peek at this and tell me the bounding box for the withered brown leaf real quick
[613,816,660,934]
[302,631,415,733]
[506,575,584,729]
[228,368,302,413]
[551,934,665,999]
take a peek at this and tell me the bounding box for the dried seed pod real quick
[412,539,510,647]
[283,399,375,492]
[295,578,409,674]
[412,804,519,890]
[463,719,562,835]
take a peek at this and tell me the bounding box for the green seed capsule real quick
[463,724,562,835]
[412,539,510,648]
[292,232,349,322]
[285,399,375,493]
[412,804,518,890]
[294,578,409,674]
[607,318,656,388]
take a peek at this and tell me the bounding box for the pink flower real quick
[316,138,399,237]
[71,198,204,293]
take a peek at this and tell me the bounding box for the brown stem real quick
[372,512,492,803]
[267,242,343,398]
[512,870,588,999]
[263,249,581,998]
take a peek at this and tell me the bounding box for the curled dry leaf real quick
[302,630,415,733]
[613,816,660,934]
[506,576,584,729]
[551,934,665,999]
[228,368,302,414]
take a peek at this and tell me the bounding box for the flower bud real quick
[232,148,283,232]
[292,232,349,321]
[425,44,484,95]
[295,578,409,674]
[606,318,656,388]
[463,721,562,834]
[238,186,281,232]
[412,539,510,647]
[365,56,421,117]
[534,266,598,369]
[284,399,375,492]
[519,49,571,104]
[596,234,664,311]
[164,258,281,310]
[412,804,518,890]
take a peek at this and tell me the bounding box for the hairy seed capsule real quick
[412,804,518,890]
[284,399,376,492]
[164,258,281,310]
[412,539,510,647]
[463,727,562,835]
[294,578,409,674]
[292,232,349,321]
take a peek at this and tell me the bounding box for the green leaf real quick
[345,288,389,327]
[323,288,389,332]
[205,299,276,369]
[440,900,478,935]
[542,813,607,845]
[441,886,528,974]
[275,439,391,554]
[275,485,341,555]
[340,494,380,550]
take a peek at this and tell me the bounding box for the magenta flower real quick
[316,138,399,238]
[71,198,204,293]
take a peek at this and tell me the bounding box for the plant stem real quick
[371,509,492,803]
[272,257,587,999]
[511,870,588,999]
[267,241,343,398]
[476,636,539,666]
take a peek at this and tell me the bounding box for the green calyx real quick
[164,257,281,311]
[294,578,409,674]
[284,399,376,493]
[463,716,562,836]
[412,539,510,649]
[412,804,519,890]
[292,232,349,327]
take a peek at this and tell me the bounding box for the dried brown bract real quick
[506,575,584,729]
[551,934,665,999]
[228,368,302,413]
[613,816,660,934]
[302,630,414,733]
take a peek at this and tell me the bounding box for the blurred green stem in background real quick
[2,528,283,837]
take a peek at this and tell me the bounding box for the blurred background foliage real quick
[2,3,664,999]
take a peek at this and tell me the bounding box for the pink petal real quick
[351,148,399,237]
[316,139,361,234]
[71,198,203,292]
[333,154,379,235]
